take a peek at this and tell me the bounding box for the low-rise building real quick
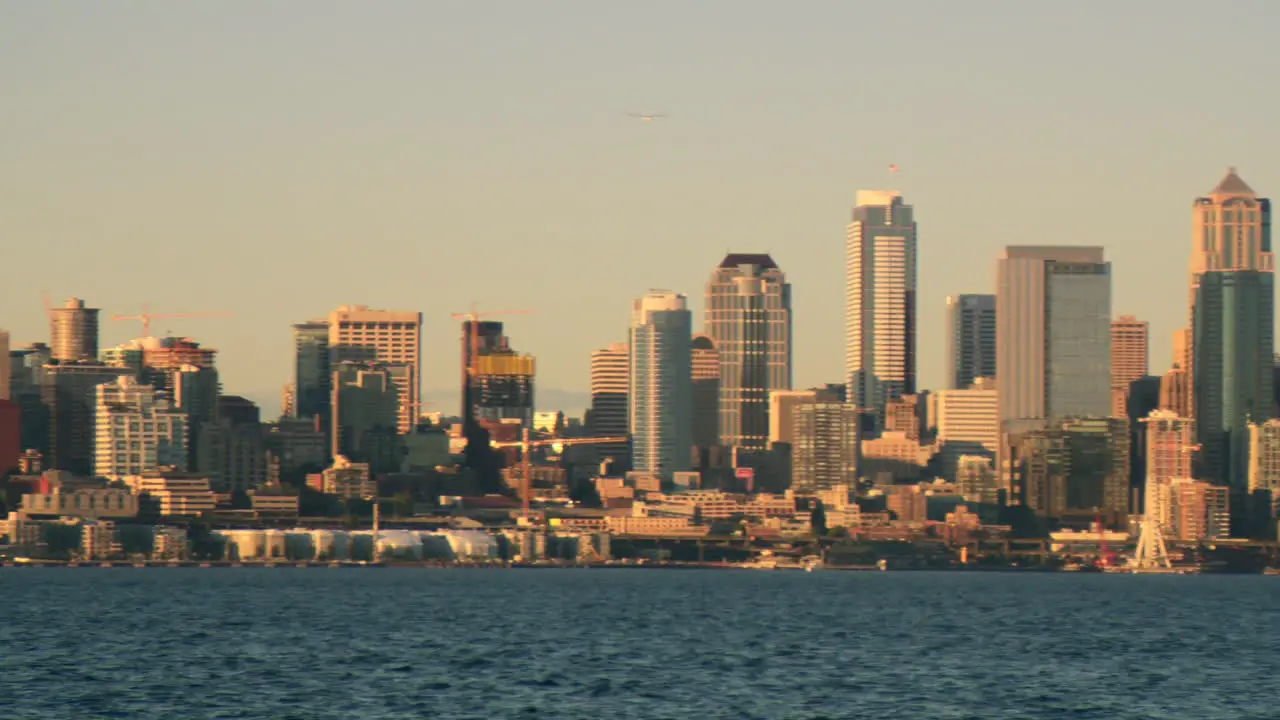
[21,488,139,520]
[123,472,216,517]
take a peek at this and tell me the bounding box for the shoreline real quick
[3,560,1271,574]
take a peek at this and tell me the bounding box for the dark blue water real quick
[2,569,1278,719]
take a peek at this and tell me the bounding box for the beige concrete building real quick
[1247,418,1280,494]
[768,390,818,445]
[1163,479,1230,542]
[22,489,139,519]
[935,379,998,480]
[327,305,422,434]
[1111,315,1149,417]
[1141,410,1195,525]
[123,472,217,517]
[791,401,860,492]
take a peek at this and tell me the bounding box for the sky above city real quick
[3,1,1279,416]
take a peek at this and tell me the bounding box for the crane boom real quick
[490,428,629,517]
[110,309,234,337]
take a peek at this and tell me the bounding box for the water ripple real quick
[2,569,1278,718]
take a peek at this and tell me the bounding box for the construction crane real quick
[491,427,629,518]
[110,305,235,337]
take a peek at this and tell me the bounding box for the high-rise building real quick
[997,246,1112,427]
[769,390,820,446]
[690,334,720,449]
[327,306,422,434]
[1142,410,1195,525]
[331,362,401,472]
[846,190,917,414]
[1188,169,1274,488]
[589,342,630,465]
[1247,418,1280,495]
[460,321,508,419]
[94,376,189,481]
[49,297,99,363]
[1007,417,1130,528]
[1111,316,1149,417]
[472,349,536,428]
[41,363,130,475]
[629,291,692,479]
[1165,479,1230,542]
[935,378,999,481]
[944,295,996,390]
[791,401,860,493]
[705,253,792,450]
[293,321,330,424]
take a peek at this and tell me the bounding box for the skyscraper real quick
[997,246,1112,426]
[327,305,422,435]
[1142,410,1195,524]
[1189,169,1274,488]
[705,253,792,450]
[1111,315,1149,417]
[945,294,996,390]
[846,191,917,414]
[94,376,188,481]
[629,291,692,479]
[589,342,629,465]
[49,297,99,363]
[460,321,507,420]
[292,321,330,423]
[791,401,861,493]
[690,334,720,449]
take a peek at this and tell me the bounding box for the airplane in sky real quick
[627,112,667,122]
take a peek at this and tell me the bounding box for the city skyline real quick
[3,3,1278,417]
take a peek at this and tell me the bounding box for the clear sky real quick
[3,1,1279,416]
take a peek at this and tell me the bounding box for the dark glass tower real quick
[1189,169,1274,489]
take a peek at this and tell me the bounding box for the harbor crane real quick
[110,305,234,337]
[491,429,629,518]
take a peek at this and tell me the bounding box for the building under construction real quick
[459,321,535,429]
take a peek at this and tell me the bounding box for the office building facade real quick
[629,291,692,479]
[1189,170,1274,488]
[705,253,792,451]
[327,305,422,434]
[997,246,1112,426]
[945,294,996,391]
[846,191,917,414]
[1110,315,1149,417]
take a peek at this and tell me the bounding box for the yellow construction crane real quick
[491,428,628,518]
[110,305,234,337]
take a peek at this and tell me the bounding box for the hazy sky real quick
[3,1,1279,416]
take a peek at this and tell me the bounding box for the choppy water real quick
[2,568,1278,719]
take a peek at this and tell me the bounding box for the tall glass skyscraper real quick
[945,294,996,390]
[292,321,330,423]
[997,246,1111,426]
[629,291,692,479]
[1189,169,1274,488]
[705,253,792,451]
[846,191,916,415]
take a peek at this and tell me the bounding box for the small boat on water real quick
[1263,567,1280,576]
